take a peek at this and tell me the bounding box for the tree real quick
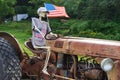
[0,0,16,23]
[16,0,29,6]
[27,0,67,17]
[63,0,81,18]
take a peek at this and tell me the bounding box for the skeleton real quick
[31,7,58,75]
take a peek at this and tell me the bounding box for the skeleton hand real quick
[45,32,58,40]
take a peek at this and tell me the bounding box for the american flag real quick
[44,3,69,18]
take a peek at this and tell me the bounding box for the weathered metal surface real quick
[21,52,56,80]
[47,37,120,60]
[107,60,120,80]
[54,41,64,48]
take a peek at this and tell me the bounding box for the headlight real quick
[101,58,114,72]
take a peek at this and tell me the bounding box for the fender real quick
[0,32,24,62]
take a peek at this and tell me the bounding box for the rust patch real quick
[54,41,64,48]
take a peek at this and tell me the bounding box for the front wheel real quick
[0,37,21,80]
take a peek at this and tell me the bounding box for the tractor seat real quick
[24,39,48,55]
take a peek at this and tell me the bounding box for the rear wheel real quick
[0,37,21,80]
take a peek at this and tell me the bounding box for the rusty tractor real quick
[0,31,120,80]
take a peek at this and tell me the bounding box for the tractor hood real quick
[47,36,120,60]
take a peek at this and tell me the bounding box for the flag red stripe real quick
[49,11,63,14]
[47,5,69,18]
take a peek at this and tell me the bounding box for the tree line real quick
[0,0,120,40]
[0,0,64,22]
[1,0,120,22]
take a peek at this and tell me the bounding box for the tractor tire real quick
[0,37,21,80]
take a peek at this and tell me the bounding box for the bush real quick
[65,19,120,40]
[69,20,90,34]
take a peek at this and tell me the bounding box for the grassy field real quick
[0,21,33,56]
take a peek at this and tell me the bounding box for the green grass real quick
[0,21,33,56]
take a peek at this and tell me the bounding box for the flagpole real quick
[44,3,50,27]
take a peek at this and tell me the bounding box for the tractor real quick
[0,31,120,80]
